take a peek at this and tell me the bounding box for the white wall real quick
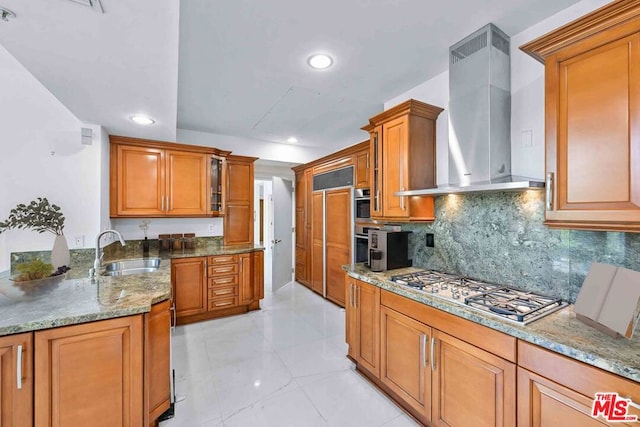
[384,0,611,183]
[0,43,102,271]
[177,128,326,164]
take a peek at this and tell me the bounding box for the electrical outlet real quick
[426,233,435,248]
[73,235,85,248]
[208,224,215,232]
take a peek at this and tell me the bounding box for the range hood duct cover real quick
[396,24,544,197]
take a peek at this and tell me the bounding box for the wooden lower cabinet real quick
[144,301,171,426]
[172,257,208,319]
[518,341,640,427]
[380,306,432,423]
[34,315,144,427]
[432,330,516,427]
[345,278,380,376]
[0,333,32,426]
[174,252,264,324]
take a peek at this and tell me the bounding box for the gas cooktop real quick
[390,270,568,325]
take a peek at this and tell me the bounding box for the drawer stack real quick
[207,255,239,310]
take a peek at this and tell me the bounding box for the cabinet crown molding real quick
[109,135,232,157]
[362,99,444,131]
[520,0,640,63]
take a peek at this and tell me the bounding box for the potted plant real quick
[0,197,70,268]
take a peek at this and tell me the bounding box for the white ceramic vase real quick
[51,234,70,268]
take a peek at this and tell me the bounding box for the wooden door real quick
[545,32,640,231]
[325,188,351,307]
[380,306,431,423]
[354,149,370,189]
[382,116,410,218]
[34,316,144,427]
[431,330,516,427]
[310,191,324,295]
[354,279,380,377]
[517,367,627,427]
[305,169,313,286]
[0,333,32,427]
[144,301,171,426]
[224,156,255,245]
[112,144,165,217]
[172,257,207,320]
[252,250,265,300]
[238,253,254,305]
[165,150,209,216]
[370,127,383,218]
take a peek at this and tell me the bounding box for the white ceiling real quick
[0,0,583,155]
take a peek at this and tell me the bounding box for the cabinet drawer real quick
[208,264,238,276]
[208,285,238,299]
[208,275,238,288]
[208,255,238,265]
[208,297,238,310]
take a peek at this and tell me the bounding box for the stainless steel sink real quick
[101,258,161,276]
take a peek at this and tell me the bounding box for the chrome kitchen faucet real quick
[89,229,126,282]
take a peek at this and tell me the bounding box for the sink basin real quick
[101,258,161,276]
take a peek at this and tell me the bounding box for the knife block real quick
[574,263,640,339]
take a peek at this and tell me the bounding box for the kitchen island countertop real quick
[343,263,640,383]
[0,243,264,336]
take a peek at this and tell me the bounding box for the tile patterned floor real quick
[160,281,420,427]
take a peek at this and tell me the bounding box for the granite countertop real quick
[0,243,264,336]
[343,263,640,383]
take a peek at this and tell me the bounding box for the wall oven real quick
[355,188,371,222]
[355,223,380,263]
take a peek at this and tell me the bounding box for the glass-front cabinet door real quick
[210,155,225,215]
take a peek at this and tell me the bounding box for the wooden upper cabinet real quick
[166,150,210,216]
[521,1,640,232]
[0,333,32,427]
[354,147,370,189]
[112,143,165,217]
[110,136,230,218]
[363,99,443,222]
[224,155,257,246]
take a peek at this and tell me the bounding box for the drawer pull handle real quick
[215,290,232,296]
[430,337,436,372]
[421,334,428,368]
[215,301,233,307]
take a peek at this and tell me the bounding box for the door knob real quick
[272,239,282,244]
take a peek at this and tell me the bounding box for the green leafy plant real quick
[13,259,54,281]
[0,197,65,236]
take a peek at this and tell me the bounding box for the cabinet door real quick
[305,169,313,285]
[354,280,380,377]
[382,116,410,218]
[224,158,254,245]
[112,144,165,216]
[431,330,516,427]
[172,257,207,319]
[34,316,144,427]
[370,127,383,218]
[145,301,171,425]
[166,150,209,216]
[253,250,264,300]
[546,32,640,230]
[380,306,431,423]
[239,253,254,305]
[0,333,32,427]
[345,275,357,360]
[310,192,324,295]
[517,367,627,427]
[355,149,370,189]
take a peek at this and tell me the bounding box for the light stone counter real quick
[344,263,640,383]
[0,243,264,336]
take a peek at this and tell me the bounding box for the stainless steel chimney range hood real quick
[396,24,544,197]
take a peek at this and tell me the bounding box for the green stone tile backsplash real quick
[401,191,640,303]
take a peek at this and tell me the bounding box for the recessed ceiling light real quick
[287,136,298,143]
[307,54,333,69]
[130,115,155,125]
